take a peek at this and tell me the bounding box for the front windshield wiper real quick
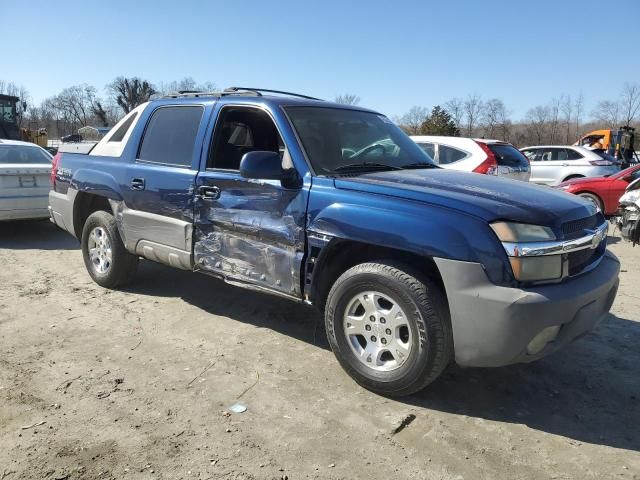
[334,162,403,173]
[399,162,440,170]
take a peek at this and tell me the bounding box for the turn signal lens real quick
[509,256,562,282]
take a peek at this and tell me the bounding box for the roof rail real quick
[223,87,323,101]
[162,87,323,101]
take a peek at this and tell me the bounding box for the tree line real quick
[2,78,639,147]
[394,83,640,147]
[1,77,215,139]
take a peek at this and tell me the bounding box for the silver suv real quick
[521,145,619,186]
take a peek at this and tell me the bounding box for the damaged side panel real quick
[193,175,307,297]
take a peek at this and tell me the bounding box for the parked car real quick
[556,164,640,215]
[521,145,619,186]
[0,139,53,221]
[410,136,531,181]
[49,89,619,397]
[61,133,82,143]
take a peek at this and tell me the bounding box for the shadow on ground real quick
[126,261,639,453]
[0,220,78,250]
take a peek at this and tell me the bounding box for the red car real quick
[557,164,640,215]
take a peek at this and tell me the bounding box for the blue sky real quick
[4,0,639,119]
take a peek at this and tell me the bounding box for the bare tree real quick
[574,92,584,138]
[620,82,640,126]
[157,77,216,95]
[525,105,550,145]
[55,84,97,128]
[560,95,573,144]
[592,100,620,129]
[548,97,561,144]
[334,93,361,105]
[482,98,508,139]
[108,77,157,114]
[398,106,429,134]
[444,97,464,130]
[463,94,483,137]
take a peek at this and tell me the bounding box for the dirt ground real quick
[0,220,638,480]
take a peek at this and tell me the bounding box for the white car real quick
[410,136,531,181]
[0,139,53,221]
[520,145,620,186]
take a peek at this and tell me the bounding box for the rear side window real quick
[438,145,467,164]
[417,142,435,159]
[565,148,583,160]
[138,106,203,167]
[109,112,138,142]
[487,144,529,167]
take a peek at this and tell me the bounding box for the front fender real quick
[307,188,514,286]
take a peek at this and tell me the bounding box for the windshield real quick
[0,145,52,164]
[285,107,435,174]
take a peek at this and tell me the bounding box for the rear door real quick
[528,147,565,185]
[0,144,51,218]
[119,104,209,262]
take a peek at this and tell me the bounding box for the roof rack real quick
[223,87,323,101]
[162,87,323,101]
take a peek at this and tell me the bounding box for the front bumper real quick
[434,251,620,367]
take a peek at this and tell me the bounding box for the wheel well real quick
[73,192,112,237]
[563,174,585,182]
[310,239,446,310]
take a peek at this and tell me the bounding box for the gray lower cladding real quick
[434,251,620,368]
[48,189,77,235]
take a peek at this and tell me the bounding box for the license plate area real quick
[19,175,38,188]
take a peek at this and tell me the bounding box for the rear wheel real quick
[578,192,604,212]
[81,210,138,288]
[325,261,452,397]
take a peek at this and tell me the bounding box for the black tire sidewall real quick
[81,210,135,288]
[325,264,447,395]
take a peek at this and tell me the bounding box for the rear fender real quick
[70,168,123,201]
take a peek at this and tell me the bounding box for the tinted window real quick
[286,107,433,174]
[0,145,52,164]
[540,148,564,161]
[487,144,529,167]
[565,148,583,160]
[438,145,467,165]
[138,106,203,167]
[109,112,138,142]
[417,142,435,159]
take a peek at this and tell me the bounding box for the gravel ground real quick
[1,220,639,480]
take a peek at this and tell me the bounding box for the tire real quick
[578,192,604,213]
[81,210,138,288]
[325,261,453,397]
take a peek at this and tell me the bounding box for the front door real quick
[193,105,308,298]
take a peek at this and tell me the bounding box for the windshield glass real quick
[0,145,52,164]
[285,107,434,174]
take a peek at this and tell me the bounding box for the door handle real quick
[198,185,221,200]
[562,163,569,167]
[130,178,145,190]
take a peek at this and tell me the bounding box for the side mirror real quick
[240,150,293,181]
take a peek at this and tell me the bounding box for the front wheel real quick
[578,192,604,213]
[81,210,138,288]
[325,261,452,397]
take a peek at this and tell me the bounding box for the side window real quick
[522,149,537,161]
[209,107,283,170]
[540,149,557,161]
[108,112,138,143]
[138,106,203,167]
[565,148,583,160]
[417,142,435,159]
[438,145,468,165]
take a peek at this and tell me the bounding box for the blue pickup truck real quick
[49,88,620,396]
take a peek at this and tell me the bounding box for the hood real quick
[334,169,595,227]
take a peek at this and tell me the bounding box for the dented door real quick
[193,170,307,297]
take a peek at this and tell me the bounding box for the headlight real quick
[490,222,556,242]
[491,222,561,282]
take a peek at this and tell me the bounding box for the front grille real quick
[567,247,601,276]
[561,212,605,239]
